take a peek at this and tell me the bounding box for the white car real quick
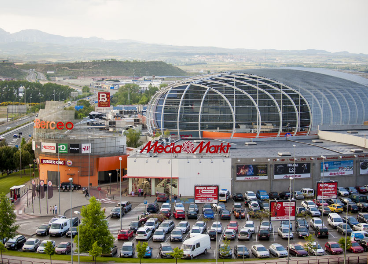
[260,221,273,232]
[337,187,349,196]
[174,203,184,211]
[245,191,257,200]
[309,217,323,229]
[222,229,236,240]
[244,221,255,233]
[269,243,288,258]
[251,244,269,258]
[211,221,223,233]
[176,221,190,233]
[306,242,325,256]
[302,200,316,209]
[249,201,260,210]
[353,223,368,231]
[190,226,202,238]
[161,203,171,210]
[277,227,293,239]
[37,240,55,253]
[194,221,207,233]
[152,228,166,242]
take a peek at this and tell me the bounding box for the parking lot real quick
[13,192,368,260]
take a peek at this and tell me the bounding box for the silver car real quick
[153,228,166,242]
[160,220,175,234]
[269,243,288,258]
[211,221,223,233]
[120,242,135,258]
[170,228,183,242]
[22,238,41,252]
[223,229,236,240]
[277,227,293,239]
[251,244,269,258]
[176,221,190,233]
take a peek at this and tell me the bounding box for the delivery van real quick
[49,219,71,237]
[181,234,210,259]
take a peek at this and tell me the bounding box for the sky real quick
[0,0,367,54]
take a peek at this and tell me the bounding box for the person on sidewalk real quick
[54,205,57,215]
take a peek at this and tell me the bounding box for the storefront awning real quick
[123,175,178,179]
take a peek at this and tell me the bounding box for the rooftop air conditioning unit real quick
[312,140,323,143]
[351,149,363,153]
[278,152,291,156]
[347,131,358,134]
[245,142,257,145]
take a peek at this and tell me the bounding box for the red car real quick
[234,209,246,219]
[227,221,239,233]
[324,242,343,255]
[356,186,368,194]
[55,242,71,255]
[160,209,171,218]
[157,193,169,202]
[348,242,364,253]
[313,199,328,207]
[173,210,185,219]
[118,229,134,240]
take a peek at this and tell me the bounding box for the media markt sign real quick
[58,143,68,154]
[140,141,231,154]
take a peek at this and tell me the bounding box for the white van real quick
[181,234,211,259]
[49,219,71,237]
[301,188,314,198]
[327,213,343,228]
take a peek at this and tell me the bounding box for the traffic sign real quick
[144,200,148,204]
[98,187,101,191]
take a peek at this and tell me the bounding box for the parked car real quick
[144,218,159,231]
[346,187,359,195]
[227,221,239,233]
[219,243,232,258]
[279,191,291,200]
[160,220,175,233]
[160,208,171,218]
[337,187,349,196]
[306,242,325,256]
[120,242,135,258]
[343,216,359,228]
[220,210,231,220]
[37,240,55,254]
[232,202,242,212]
[357,202,368,212]
[278,227,293,239]
[118,229,134,240]
[170,228,183,242]
[288,243,308,257]
[36,224,50,236]
[136,227,153,241]
[244,221,255,233]
[315,226,329,238]
[22,238,40,252]
[234,245,250,258]
[211,221,223,233]
[260,221,273,232]
[269,243,288,258]
[269,192,279,200]
[5,235,26,250]
[251,244,269,258]
[66,227,78,237]
[353,223,368,231]
[348,242,364,253]
[295,218,309,229]
[343,203,359,213]
[174,210,186,219]
[176,221,190,233]
[193,221,207,233]
[101,245,118,257]
[302,200,316,209]
[203,209,215,219]
[310,217,323,230]
[257,229,270,240]
[307,207,321,217]
[208,229,217,241]
[324,242,343,255]
[314,199,328,207]
[319,206,331,215]
[157,193,169,202]
[327,198,344,206]
[293,191,304,200]
[187,209,198,219]
[190,226,203,238]
[336,223,352,236]
[256,190,269,200]
[202,203,212,213]
[55,242,71,255]
[110,207,124,218]
[223,229,236,240]
[238,228,252,240]
[146,203,159,213]
[159,243,173,258]
[296,227,309,238]
[117,201,132,213]
[244,191,257,201]
[233,193,245,201]
[351,231,368,242]
[129,221,142,233]
[358,213,368,223]
[234,209,246,219]
[188,203,199,213]
[153,228,166,242]
[60,182,81,191]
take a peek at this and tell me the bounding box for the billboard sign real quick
[41,143,56,153]
[360,160,368,175]
[98,92,111,107]
[321,160,354,176]
[40,159,65,165]
[58,143,68,154]
[69,144,80,153]
[194,185,219,203]
[317,181,338,199]
[236,165,268,180]
[270,200,296,221]
[81,143,91,154]
[274,163,311,179]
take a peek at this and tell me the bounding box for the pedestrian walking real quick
[138,188,141,197]
[54,205,57,215]
[246,213,249,221]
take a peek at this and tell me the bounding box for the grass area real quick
[2,250,263,263]
[0,168,38,195]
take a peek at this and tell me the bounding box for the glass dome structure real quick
[146,70,368,138]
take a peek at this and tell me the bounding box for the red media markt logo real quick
[181,141,195,153]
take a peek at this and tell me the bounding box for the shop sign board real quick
[41,159,65,165]
[236,164,268,180]
[140,141,231,154]
[321,160,354,176]
[194,185,219,203]
[274,163,311,179]
[98,92,110,107]
[69,144,80,153]
[316,181,338,199]
[58,143,68,153]
[41,143,56,153]
[270,200,296,221]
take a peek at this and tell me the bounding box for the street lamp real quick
[287,177,293,264]
[321,155,326,226]
[74,210,80,264]
[69,177,73,264]
[292,144,296,199]
[19,132,22,174]
[119,157,123,230]
[109,173,112,195]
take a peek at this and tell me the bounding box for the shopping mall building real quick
[126,68,368,196]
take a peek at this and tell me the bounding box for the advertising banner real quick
[81,143,91,154]
[58,143,68,154]
[69,144,80,153]
[41,143,56,153]
[274,163,311,179]
[40,159,65,165]
[270,200,296,221]
[236,165,268,180]
[360,160,368,175]
[98,92,111,107]
[194,185,219,203]
[317,181,338,199]
[321,160,354,176]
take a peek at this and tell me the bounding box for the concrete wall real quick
[319,130,368,149]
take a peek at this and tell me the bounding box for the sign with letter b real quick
[98,92,110,107]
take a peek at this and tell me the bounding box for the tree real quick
[89,241,102,264]
[82,86,90,93]
[164,129,171,138]
[0,193,18,242]
[304,234,318,260]
[170,247,184,264]
[44,241,55,264]
[76,197,114,255]
[124,128,141,148]
[338,236,352,260]
[219,239,231,261]
[136,241,148,264]
[0,242,7,263]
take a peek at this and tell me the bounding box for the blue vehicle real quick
[144,246,152,258]
[203,209,215,219]
[256,190,269,201]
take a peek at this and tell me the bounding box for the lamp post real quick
[19,132,22,174]
[58,146,61,215]
[119,157,122,230]
[344,204,348,264]
[74,210,80,264]
[109,173,112,195]
[321,155,326,226]
[88,136,90,195]
[287,177,293,264]
[292,145,296,199]
[69,178,73,264]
